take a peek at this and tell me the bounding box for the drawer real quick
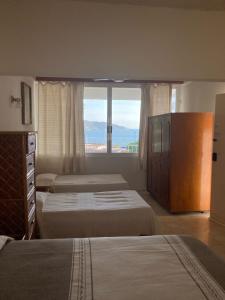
[28,208,35,239]
[27,134,36,154]
[27,191,35,213]
[27,172,35,195]
[26,153,35,174]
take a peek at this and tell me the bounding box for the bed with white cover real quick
[36,173,130,192]
[1,235,225,300]
[36,190,156,238]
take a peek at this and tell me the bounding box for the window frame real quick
[84,82,142,157]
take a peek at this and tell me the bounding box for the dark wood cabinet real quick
[147,113,213,213]
[0,132,36,239]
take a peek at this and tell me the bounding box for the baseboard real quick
[209,216,225,227]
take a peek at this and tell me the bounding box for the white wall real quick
[2,0,225,190]
[85,156,146,190]
[0,1,225,80]
[175,82,225,112]
[0,76,36,131]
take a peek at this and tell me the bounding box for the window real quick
[83,85,141,154]
[171,88,176,112]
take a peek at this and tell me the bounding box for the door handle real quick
[212,152,217,162]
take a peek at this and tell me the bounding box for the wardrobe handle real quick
[212,152,217,162]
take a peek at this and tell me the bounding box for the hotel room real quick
[0,0,225,299]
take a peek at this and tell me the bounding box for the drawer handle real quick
[30,142,34,146]
[28,162,33,166]
[30,200,35,205]
[31,219,35,225]
[29,181,34,186]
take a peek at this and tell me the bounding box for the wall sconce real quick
[11,96,22,104]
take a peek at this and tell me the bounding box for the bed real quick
[36,173,130,192]
[36,190,156,238]
[0,235,225,300]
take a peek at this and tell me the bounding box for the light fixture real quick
[93,78,110,82]
[113,79,125,83]
[11,96,22,103]
[93,78,126,83]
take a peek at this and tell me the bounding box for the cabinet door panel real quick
[161,116,171,153]
[160,157,170,209]
[160,115,170,207]
[147,116,162,198]
[150,157,161,199]
[147,118,152,191]
[151,117,162,153]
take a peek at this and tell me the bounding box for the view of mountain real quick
[84,120,139,147]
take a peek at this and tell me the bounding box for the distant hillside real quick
[84,120,139,147]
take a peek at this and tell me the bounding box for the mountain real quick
[84,120,139,147]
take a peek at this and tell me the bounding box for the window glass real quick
[171,88,176,112]
[112,88,141,153]
[83,87,107,153]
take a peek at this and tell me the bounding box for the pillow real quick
[0,236,13,251]
[36,192,48,212]
[36,173,57,187]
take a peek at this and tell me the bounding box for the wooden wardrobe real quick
[147,113,213,213]
[0,132,36,239]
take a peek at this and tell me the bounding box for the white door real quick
[211,94,225,226]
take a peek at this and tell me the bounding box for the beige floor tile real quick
[139,191,225,260]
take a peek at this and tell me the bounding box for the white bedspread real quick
[53,174,130,192]
[36,173,130,192]
[37,190,156,238]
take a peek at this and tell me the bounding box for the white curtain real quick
[37,82,85,174]
[139,84,171,169]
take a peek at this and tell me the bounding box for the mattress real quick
[36,190,156,238]
[0,235,225,300]
[36,173,130,192]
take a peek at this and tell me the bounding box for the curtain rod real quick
[36,77,184,84]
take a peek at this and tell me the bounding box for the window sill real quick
[85,153,139,158]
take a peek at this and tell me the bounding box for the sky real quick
[84,99,141,129]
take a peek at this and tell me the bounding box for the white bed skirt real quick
[36,190,157,238]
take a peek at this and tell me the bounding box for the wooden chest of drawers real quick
[0,132,37,239]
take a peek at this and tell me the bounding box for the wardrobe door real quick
[152,117,162,154]
[149,116,162,200]
[170,113,213,212]
[160,115,171,209]
[147,118,152,191]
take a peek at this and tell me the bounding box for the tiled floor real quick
[140,191,225,260]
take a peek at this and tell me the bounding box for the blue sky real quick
[84,99,141,129]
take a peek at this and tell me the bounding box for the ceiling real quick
[71,0,225,11]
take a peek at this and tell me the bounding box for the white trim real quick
[84,82,142,88]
